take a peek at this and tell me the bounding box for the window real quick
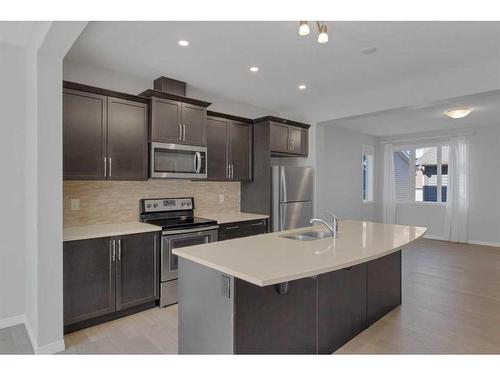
[362,145,374,202]
[393,144,449,204]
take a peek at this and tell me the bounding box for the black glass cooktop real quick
[144,216,217,230]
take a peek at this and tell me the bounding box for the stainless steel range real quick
[139,197,218,307]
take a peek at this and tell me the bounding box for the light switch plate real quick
[70,199,80,211]
[218,194,225,203]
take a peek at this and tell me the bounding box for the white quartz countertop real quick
[199,212,269,224]
[64,222,162,242]
[173,220,426,287]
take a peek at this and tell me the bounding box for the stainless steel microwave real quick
[150,142,207,179]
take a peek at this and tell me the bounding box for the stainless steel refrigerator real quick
[271,166,314,232]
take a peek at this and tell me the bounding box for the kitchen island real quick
[173,220,426,354]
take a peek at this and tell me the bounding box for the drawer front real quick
[219,219,268,241]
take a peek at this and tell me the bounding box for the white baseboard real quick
[0,314,65,354]
[23,316,37,353]
[423,235,500,248]
[23,316,65,354]
[36,339,65,354]
[0,314,25,330]
[467,240,500,248]
[423,234,447,241]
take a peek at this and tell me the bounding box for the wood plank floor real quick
[61,239,500,354]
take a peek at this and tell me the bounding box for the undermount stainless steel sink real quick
[280,231,333,241]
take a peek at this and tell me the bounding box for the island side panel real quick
[234,277,317,354]
[317,263,367,354]
[178,258,235,354]
[366,250,402,326]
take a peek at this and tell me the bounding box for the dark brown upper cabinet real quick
[150,97,181,144]
[63,82,148,181]
[206,112,252,181]
[141,89,210,147]
[63,89,107,180]
[269,121,308,156]
[107,97,148,180]
[206,116,229,179]
[181,103,207,146]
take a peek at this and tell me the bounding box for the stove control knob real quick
[181,202,185,207]
[146,204,152,209]
[187,202,191,206]
[153,203,158,208]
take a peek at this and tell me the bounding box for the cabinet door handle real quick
[251,222,265,226]
[108,157,112,177]
[182,124,186,142]
[117,238,121,261]
[227,163,230,179]
[225,225,239,230]
[104,157,107,177]
[230,164,233,179]
[179,123,182,141]
[111,239,116,262]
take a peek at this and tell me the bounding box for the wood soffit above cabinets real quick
[140,89,212,108]
[207,111,253,124]
[253,116,310,129]
[63,81,149,104]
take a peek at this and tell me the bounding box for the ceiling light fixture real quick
[298,21,329,44]
[445,107,473,119]
[298,84,307,90]
[249,66,259,72]
[178,40,189,47]
[298,21,310,36]
[317,24,328,44]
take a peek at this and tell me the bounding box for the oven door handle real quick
[162,225,219,236]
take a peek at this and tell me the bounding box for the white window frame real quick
[362,145,374,203]
[393,142,449,206]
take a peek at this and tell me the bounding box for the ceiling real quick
[325,89,500,136]
[65,21,500,123]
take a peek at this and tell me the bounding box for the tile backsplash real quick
[63,180,240,227]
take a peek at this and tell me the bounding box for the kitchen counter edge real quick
[63,222,162,242]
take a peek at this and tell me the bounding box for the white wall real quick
[63,59,277,119]
[34,22,87,352]
[0,21,85,353]
[377,124,500,245]
[0,42,27,323]
[315,124,378,222]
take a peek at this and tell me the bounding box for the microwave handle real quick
[195,152,202,173]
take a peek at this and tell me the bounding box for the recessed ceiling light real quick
[298,84,307,90]
[249,66,259,72]
[445,107,473,119]
[178,40,189,47]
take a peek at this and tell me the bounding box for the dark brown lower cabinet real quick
[234,277,317,354]
[63,232,160,332]
[366,250,402,325]
[116,233,159,311]
[317,264,367,354]
[218,219,268,241]
[63,237,116,326]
